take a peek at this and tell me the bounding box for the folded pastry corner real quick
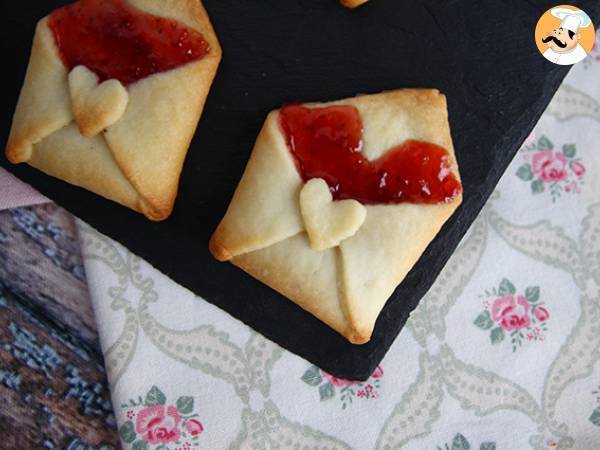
[340,0,370,8]
[6,0,222,221]
[210,89,463,343]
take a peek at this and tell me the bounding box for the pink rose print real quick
[564,181,581,194]
[532,151,568,183]
[321,371,355,387]
[185,419,204,436]
[516,136,585,201]
[492,295,530,331]
[302,365,384,409]
[534,306,550,322]
[371,365,384,378]
[571,160,586,177]
[526,327,545,342]
[119,387,204,449]
[321,365,383,387]
[474,279,550,352]
[136,405,181,444]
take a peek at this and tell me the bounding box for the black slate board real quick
[2,0,599,380]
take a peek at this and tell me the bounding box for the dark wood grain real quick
[0,205,118,449]
[0,204,98,350]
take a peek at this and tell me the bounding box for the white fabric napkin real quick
[5,41,600,450]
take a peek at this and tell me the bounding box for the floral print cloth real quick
[118,386,204,449]
[3,38,600,450]
[76,48,600,449]
[473,279,550,352]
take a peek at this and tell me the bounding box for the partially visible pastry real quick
[340,0,370,8]
[210,89,463,343]
[6,0,222,220]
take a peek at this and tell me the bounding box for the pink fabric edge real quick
[0,166,50,210]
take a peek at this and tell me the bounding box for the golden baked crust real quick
[340,0,370,8]
[6,0,222,221]
[210,89,463,344]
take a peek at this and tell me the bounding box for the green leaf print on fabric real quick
[490,327,505,345]
[590,385,600,427]
[479,443,496,450]
[562,143,576,158]
[531,179,545,194]
[498,278,516,296]
[176,396,194,414]
[301,366,323,386]
[438,433,496,450]
[119,421,136,444]
[451,433,471,450]
[589,407,600,427]
[474,311,494,330]
[537,135,554,151]
[516,164,534,181]
[319,382,335,401]
[525,286,540,304]
[132,441,149,450]
[144,386,167,406]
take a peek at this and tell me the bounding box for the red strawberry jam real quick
[279,104,462,205]
[48,0,210,86]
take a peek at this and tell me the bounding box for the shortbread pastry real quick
[6,0,222,220]
[210,89,463,344]
[340,0,370,8]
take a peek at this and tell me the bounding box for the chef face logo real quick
[542,27,580,52]
[535,6,595,65]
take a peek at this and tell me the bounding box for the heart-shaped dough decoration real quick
[68,65,129,137]
[300,178,367,251]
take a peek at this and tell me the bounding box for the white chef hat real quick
[551,7,592,33]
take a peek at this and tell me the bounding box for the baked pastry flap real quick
[6,19,73,164]
[340,0,370,8]
[210,112,305,260]
[29,124,139,210]
[233,234,350,338]
[211,89,463,344]
[6,0,222,220]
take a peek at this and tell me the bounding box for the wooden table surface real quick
[0,204,119,448]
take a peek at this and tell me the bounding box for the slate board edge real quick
[1,65,571,381]
[2,0,597,381]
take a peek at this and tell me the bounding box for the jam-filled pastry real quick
[210,89,463,344]
[340,0,370,8]
[6,0,222,220]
